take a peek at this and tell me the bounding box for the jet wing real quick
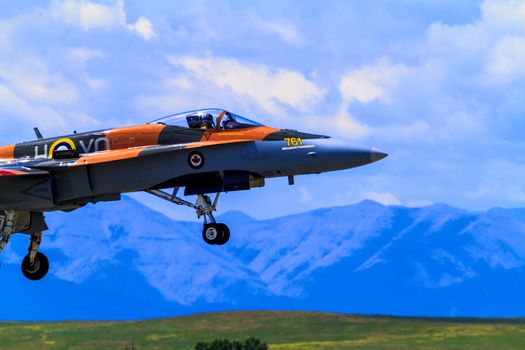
[0,162,50,176]
[0,161,53,210]
[0,140,251,210]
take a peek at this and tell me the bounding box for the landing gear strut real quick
[0,210,50,281]
[146,188,231,245]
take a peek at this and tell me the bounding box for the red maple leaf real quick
[191,155,201,164]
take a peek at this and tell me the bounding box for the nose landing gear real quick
[203,223,230,245]
[146,188,231,246]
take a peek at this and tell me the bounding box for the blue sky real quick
[0,0,524,220]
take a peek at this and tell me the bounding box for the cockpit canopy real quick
[149,109,262,130]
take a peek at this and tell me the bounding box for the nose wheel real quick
[146,188,232,246]
[203,223,230,245]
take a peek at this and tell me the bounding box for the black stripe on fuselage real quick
[263,130,329,141]
[158,126,205,145]
[13,126,205,159]
[14,130,107,159]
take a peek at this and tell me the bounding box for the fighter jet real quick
[0,108,387,280]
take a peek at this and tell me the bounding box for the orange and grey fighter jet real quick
[0,108,387,280]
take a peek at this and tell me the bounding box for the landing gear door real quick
[52,166,93,202]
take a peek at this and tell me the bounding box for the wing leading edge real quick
[0,163,50,177]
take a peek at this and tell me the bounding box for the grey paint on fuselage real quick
[81,139,376,198]
[0,137,384,212]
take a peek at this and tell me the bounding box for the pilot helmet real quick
[203,113,214,126]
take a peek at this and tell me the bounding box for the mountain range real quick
[2,196,525,320]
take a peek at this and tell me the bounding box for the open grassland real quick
[1,311,525,350]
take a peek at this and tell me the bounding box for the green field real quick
[2,311,525,350]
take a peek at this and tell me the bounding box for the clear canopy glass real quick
[149,109,263,130]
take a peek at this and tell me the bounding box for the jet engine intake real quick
[183,171,265,195]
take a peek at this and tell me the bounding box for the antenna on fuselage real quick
[33,127,43,140]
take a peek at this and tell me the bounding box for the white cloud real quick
[339,61,406,104]
[169,56,325,115]
[426,0,525,84]
[0,84,69,127]
[0,59,78,105]
[329,107,372,139]
[52,0,156,41]
[127,16,156,41]
[482,0,525,31]
[426,22,489,61]
[333,37,490,144]
[52,0,126,30]
[255,19,305,46]
[318,60,409,140]
[68,48,105,67]
[484,35,525,83]
[66,48,108,91]
[137,72,252,117]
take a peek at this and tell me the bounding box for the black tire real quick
[202,224,221,245]
[21,252,49,281]
[216,224,230,245]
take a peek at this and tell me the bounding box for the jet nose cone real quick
[370,148,388,163]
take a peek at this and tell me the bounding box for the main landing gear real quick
[146,188,231,245]
[0,211,49,281]
[21,233,49,280]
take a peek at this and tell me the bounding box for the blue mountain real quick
[2,197,525,320]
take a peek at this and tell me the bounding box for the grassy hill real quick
[2,311,525,349]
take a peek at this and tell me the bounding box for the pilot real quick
[200,114,215,130]
[222,114,241,129]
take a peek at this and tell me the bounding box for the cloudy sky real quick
[0,0,524,220]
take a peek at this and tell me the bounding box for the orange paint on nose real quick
[200,126,279,142]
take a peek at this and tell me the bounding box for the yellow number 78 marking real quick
[284,138,303,147]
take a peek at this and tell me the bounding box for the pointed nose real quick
[370,148,388,163]
[301,139,388,173]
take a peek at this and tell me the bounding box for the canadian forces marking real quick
[47,138,76,158]
[34,137,111,159]
[79,138,110,154]
[188,151,205,169]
